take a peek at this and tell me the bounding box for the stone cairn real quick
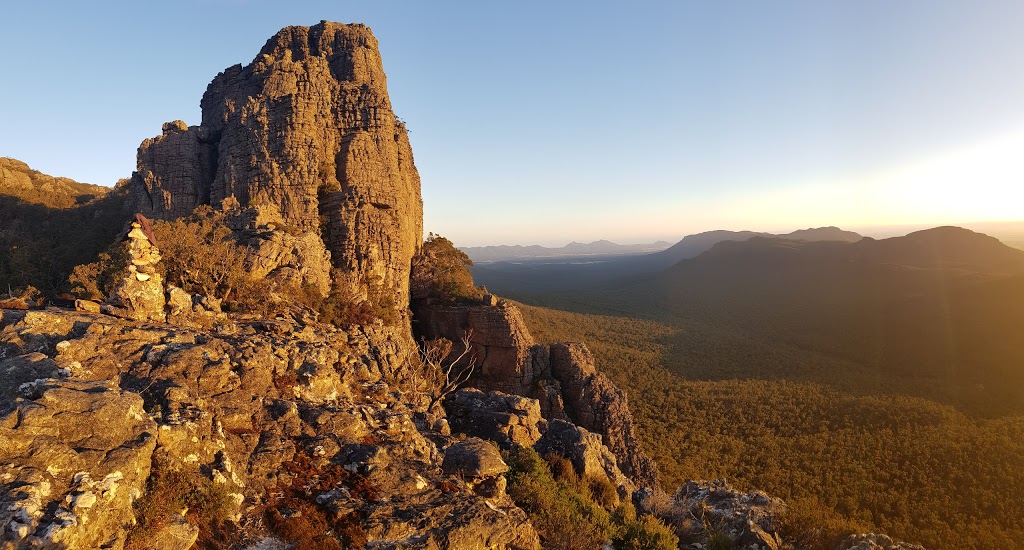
[102,215,166,322]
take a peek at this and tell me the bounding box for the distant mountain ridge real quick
[0,157,111,208]
[462,239,672,263]
[653,225,863,266]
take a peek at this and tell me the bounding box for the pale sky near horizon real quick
[2,1,1022,246]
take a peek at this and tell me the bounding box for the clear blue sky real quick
[2,1,1022,246]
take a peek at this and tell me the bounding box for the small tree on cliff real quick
[410,233,482,304]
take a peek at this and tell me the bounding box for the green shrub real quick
[150,206,251,304]
[506,446,613,550]
[410,233,482,305]
[611,502,680,550]
[68,246,128,300]
[544,453,579,485]
[585,474,620,510]
[706,531,734,550]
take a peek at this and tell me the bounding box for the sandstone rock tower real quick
[131,21,423,311]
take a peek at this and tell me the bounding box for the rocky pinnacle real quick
[130,21,423,311]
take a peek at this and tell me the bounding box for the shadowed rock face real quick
[131,21,423,310]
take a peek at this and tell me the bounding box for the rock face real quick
[417,298,659,487]
[130,21,423,312]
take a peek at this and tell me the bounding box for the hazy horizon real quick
[3,1,1023,247]
[455,220,1024,248]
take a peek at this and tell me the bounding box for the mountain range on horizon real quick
[462,226,863,264]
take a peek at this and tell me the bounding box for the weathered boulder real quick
[668,480,787,550]
[130,21,422,314]
[443,438,508,478]
[444,388,544,448]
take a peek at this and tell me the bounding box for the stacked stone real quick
[103,220,166,322]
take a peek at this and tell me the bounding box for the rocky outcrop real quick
[444,388,545,449]
[415,299,538,394]
[535,419,635,501]
[417,298,659,487]
[659,479,787,550]
[130,22,423,313]
[837,534,927,550]
[0,307,538,549]
[547,343,659,489]
[0,378,156,549]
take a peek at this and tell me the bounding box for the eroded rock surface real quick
[0,308,538,549]
[130,21,422,314]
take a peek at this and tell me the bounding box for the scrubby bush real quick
[506,446,613,549]
[150,206,250,304]
[68,246,128,300]
[410,233,482,304]
[611,502,680,550]
[585,474,620,510]
[507,446,677,550]
[125,467,236,550]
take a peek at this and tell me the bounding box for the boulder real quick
[442,438,508,478]
[534,419,634,499]
[444,388,544,448]
[672,480,787,550]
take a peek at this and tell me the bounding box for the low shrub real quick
[611,502,680,550]
[506,446,614,550]
[778,496,867,550]
[125,467,236,550]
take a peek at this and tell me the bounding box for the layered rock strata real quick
[130,21,423,312]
